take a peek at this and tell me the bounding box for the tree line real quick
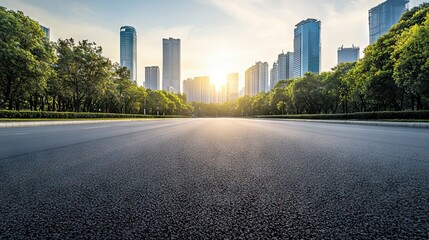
[1,4,428,117]
[0,7,192,115]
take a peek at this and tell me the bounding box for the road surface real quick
[1,119,428,239]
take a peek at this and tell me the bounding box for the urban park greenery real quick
[0,4,428,119]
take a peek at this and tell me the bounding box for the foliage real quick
[0,110,183,119]
[0,7,55,110]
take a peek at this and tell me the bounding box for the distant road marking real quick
[83,126,110,130]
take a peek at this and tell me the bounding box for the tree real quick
[269,86,288,115]
[276,101,286,115]
[393,18,429,110]
[290,73,324,114]
[0,7,55,110]
[55,38,111,112]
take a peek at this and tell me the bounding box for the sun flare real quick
[209,66,228,90]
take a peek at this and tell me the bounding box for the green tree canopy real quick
[0,7,55,110]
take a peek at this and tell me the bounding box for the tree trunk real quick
[6,78,13,110]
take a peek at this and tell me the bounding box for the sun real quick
[205,49,235,91]
[209,66,228,90]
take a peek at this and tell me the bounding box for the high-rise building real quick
[277,51,294,81]
[245,62,269,97]
[120,26,137,83]
[183,76,215,103]
[337,45,360,64]
[144,66,160,90]
[286,52,294,79]
[369,0,409,44]
[270,62,278,90]
[226,73,239,102]
[278,53,287,81]
[40,25,50,40]
[293,19,321,78]
[259,62,269,93]
[163,38,181,94]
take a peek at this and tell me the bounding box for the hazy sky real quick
[0,0,426,88]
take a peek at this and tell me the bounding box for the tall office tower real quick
[369,0,409,44]
[286,52,294,79]
[144,66,160,90]
[257,62,269,93]
[278,53,287,80]
[293,19,321,78]
[120,26,137,83]
[163,38,181,94]
[337,45,360,64]
[270,62,278,90]
[277,52,295,81]
[40,25,50,40]
[226,73,239,102]
[245,62,269,96]
[183,76,213,103]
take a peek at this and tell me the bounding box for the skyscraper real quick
[120,26,137,83]
[337,45,360,64]
[163,38,181,94]
[270,62,278,90]
[286,52,294,80]
[226,73,239,102]
[277,51,294,81]
[278,53,287,81]
[369,0,409,44]
[245,62,269,97]
[293,19,321,78]
[258,62,269,93]
[145,66,160,90]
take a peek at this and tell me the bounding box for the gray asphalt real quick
[0,118,428,239]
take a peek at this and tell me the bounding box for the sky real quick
[0,0,426,89]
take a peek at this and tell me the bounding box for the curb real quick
[0,119,160,128]
[270,119,429,128]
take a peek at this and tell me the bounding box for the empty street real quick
[1,119,428,239]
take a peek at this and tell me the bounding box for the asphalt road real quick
[1,119,428,239]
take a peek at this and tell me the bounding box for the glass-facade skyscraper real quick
[293,19,321,78]
[120,26,137,83]
[162,38,181,94]
[369,0,409,44]
[338,45,360,64]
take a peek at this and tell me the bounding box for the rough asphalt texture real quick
[0,119,428,239]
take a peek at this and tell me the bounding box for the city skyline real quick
[1,0,425,88]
